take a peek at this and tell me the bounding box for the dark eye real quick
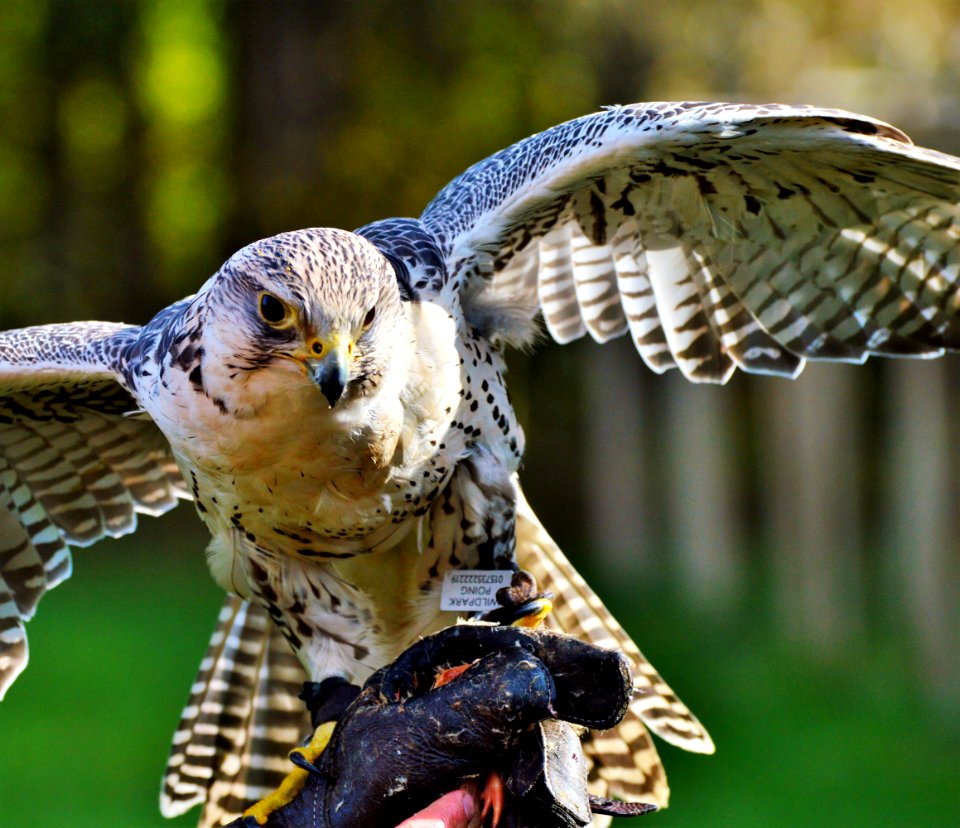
[363,307,376,328]
[258,292,288,325]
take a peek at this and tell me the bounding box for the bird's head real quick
[201,227,409,412]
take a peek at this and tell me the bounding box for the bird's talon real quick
[511,596,553,629]
[480,570,554,627]
[288,750,323,775]
[241,766,310,825]
[241,721,336,823]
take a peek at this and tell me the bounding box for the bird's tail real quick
[514,485,715,811]
[160,595,309,828]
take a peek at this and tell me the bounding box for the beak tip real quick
[310,358,348,408]
[320,381,345,408]
[305,340,351,408]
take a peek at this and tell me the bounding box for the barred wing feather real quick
[0,322,187,698]
[421,102,960,381]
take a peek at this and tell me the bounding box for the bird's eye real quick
[363,307,376,328]
[258,292,289,326]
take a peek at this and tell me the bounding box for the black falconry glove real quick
[230,624,657,828]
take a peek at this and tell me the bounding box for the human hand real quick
[394,789,477,828]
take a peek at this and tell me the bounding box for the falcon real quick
[1,101,958,826]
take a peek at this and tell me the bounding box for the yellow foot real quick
[242,721,337,825]
[512,596,552,630]
[482,571,554,628]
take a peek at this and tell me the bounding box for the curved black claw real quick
[288,750,325,776]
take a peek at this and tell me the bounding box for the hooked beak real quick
[304,334,353,408]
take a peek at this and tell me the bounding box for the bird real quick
[1,101,958,827]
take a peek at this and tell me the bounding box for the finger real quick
[396,790,477,828]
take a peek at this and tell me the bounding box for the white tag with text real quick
[440,570,512,612]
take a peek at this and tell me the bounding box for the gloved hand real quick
[232,624,656,828]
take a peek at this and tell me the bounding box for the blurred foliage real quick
[0,1,958,826]
[135,0,228,283]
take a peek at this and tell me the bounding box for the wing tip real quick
[0,626,28,702]
[160,790,204,819]
[686,733,717,755]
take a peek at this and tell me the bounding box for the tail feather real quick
[161,596,309,827]
[515,484,714,809]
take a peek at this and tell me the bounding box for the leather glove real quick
[232,624,656,828]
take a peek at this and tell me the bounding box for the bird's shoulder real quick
[355,217,448,299]
[121,297,202,396]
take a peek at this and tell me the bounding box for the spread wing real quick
[421,101,960,380]
[0,322,187,698]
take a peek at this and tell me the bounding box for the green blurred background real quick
[0,1,958,826]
